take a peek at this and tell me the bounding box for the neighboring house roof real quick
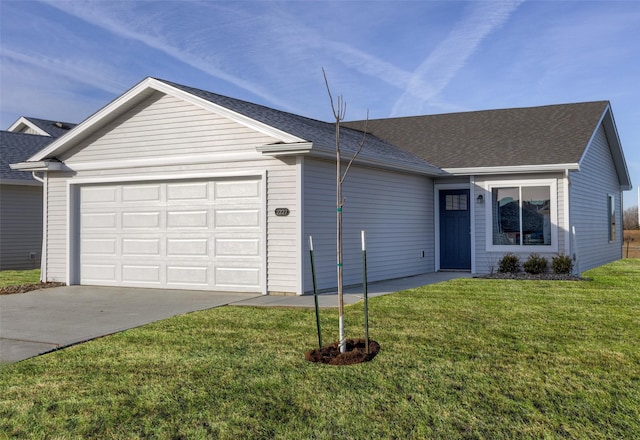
[21,77,443,176]
[8,116,76,137]
[1,131,54,184]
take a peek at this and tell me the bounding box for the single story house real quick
[1,118,75,269]
[12,77,631,294]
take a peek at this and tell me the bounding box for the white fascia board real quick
[9,161,67,172]
[29,77,306,162]
[443,163,579,175]
[256,142,313,156]
[7,117,51,136]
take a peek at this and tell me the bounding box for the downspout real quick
[32,172,47,282]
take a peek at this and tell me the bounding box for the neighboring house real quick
[1,119,75,270]
[8,116,77,137]
[11,77,631,294]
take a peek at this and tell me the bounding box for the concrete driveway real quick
[0,286,261,363]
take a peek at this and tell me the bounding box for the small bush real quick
[523,253,548,274]
[552,254,573,274]
[498,253,520,273]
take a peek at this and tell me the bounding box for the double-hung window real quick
[486,179,557,251]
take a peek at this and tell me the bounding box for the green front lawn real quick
[1,260,639,439]
[0,269,40,287]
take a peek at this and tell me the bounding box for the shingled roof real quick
[159,79,442,174]
[343,101,610,169]
[25,117,76,137]
[1,131,54,182]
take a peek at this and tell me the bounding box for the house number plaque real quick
[275,208,290,217]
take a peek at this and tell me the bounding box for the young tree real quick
[323,68,367,353]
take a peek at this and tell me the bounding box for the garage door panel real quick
[82,264,117,282]
[167,182,209,201]
[123,212,160,229]
[215,180,260,199]
[122,265,161,284]
[79,177,263,292]
[215,267,260,288]
[82,186,117,204]
[83,212,117,229]
[122,239,160,256]
[83,239,117,255]
[215,209,260,228]
[167,266,209,285]
[167,239,208,256]
[167,210,208,228]
[122,185,161,202]
[215,238,260,257]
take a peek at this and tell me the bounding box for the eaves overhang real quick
[10,160,67,172]
[442,163,580,176]
[257,141,444,177]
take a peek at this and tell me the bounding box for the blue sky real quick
[1,0,638,207]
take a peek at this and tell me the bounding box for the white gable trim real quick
[29,77,305,162]
[7,117,51,136]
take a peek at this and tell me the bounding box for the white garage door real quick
[78,177,263,292]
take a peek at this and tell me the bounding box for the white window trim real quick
[485,179,558,253]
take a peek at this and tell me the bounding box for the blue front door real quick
[439,189,471,270]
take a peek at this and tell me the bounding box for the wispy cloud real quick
[391,0,525,116]
[0,48,126,95]
[40,0,292,109]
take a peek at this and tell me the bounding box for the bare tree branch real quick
[341,110,369,184]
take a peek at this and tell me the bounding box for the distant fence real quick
[624,244,640,259]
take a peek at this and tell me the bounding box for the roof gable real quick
[8,116,76,138]
[26,77,441,175]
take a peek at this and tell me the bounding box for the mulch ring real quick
[0,282,65,295]
[305,338,380,366]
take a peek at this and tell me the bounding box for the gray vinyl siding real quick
[0,184,43,270]
[569,124,623,273]
[302,158,434,293]
[473,173,565,274]
[44,93,299,293]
